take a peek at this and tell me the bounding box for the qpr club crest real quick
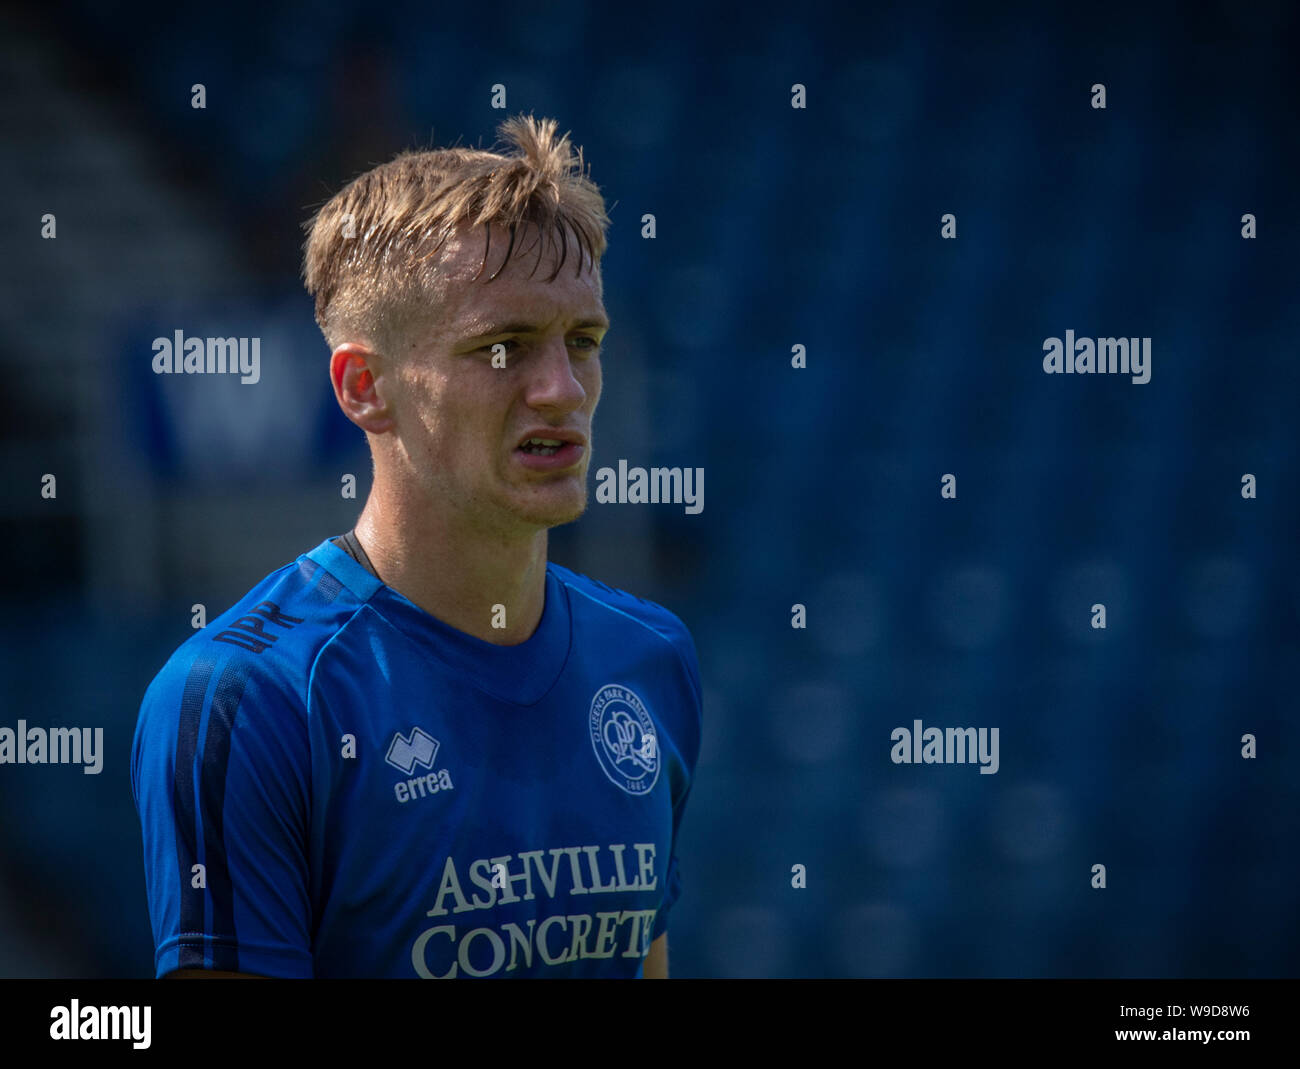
[589,684,660,795]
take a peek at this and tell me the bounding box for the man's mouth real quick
[514,431,586,470]
[518,437,565,456]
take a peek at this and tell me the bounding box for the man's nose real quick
[524,338,587,413]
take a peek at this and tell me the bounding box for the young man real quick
[131,115,703,979]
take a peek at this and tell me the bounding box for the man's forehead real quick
[439,223,605,333]
[438,219,597,281]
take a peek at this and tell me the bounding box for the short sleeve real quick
[650,855,684,941]
[650,622,704,943]
[131,651,313,977]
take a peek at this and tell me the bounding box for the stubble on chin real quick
[532,486,588,529]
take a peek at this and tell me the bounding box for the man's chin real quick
[510,489,587,530]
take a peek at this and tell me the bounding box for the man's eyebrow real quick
[461,315,610,339]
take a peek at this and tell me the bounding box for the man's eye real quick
[484,339,520,354]
[570,335,601,352]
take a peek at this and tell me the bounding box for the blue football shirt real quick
[130,537,703,978]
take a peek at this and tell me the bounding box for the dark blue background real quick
[1,0,1296,977]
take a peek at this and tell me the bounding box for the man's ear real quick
[331,343,396,434]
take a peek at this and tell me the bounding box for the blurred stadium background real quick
[0,0,1297,977]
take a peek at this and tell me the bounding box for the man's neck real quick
[353,494,549,646]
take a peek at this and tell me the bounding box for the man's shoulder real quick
[138,539,376,718]
[548,562,699,670]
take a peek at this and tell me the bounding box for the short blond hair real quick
[302,114,610,354]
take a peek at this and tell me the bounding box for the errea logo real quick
[386,727,454,805]
[386,726,439,773]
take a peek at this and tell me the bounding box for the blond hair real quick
[302,114,610,354]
